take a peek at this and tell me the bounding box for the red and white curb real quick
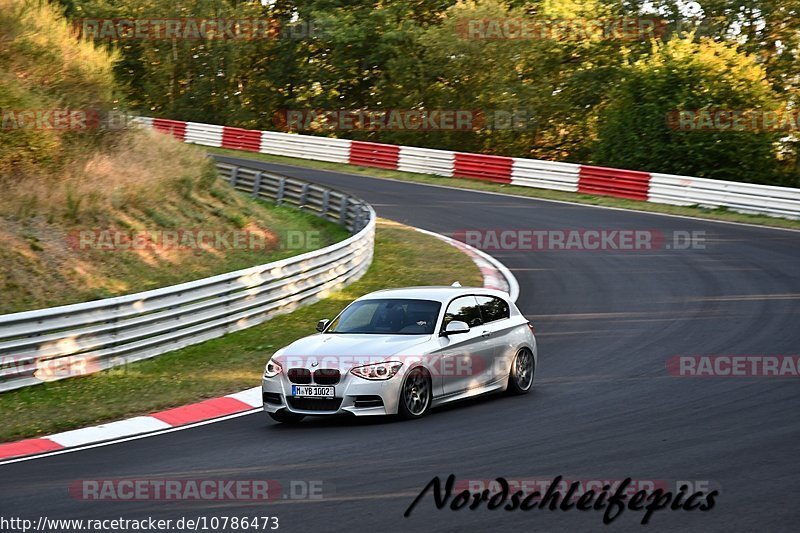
[0,231,517,464]
[0,388,262,464]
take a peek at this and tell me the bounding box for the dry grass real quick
[0,128,350,313]
[1,129,212,220]
[0,2,352,313]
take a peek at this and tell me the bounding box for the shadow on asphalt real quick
[262,390,538,431]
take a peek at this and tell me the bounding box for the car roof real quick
[357,286,510,304]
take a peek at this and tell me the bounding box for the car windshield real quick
[326,298,441,335]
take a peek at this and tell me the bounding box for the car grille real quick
[287,368,341,385]
[287,397,343,411]
[287,368,312,384]
[263,392,282,405]
[313,369,341,385]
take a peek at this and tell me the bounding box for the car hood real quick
[275,333,433,371]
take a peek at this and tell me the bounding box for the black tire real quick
[398,367,432,420]
[507,348,535,395]
[269,410,306,424]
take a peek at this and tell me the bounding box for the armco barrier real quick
[349,140,401,169]
[221,126,262,152]
[398,146,455,177]
[152,118,186,141]
[578,165,651,200]
[261,130,351,163]
[133,117,800,219]
[185,121,224,147]
[648,173,800,218]
[511,158,580,192]
[0,162,375,393]
[454,153,513,183]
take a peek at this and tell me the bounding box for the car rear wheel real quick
[269,410,306,424]
[398,367,431,419]
[508,348,535,395]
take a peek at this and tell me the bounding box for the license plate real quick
[291,385,334,398]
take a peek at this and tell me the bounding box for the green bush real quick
[593,36,788,185]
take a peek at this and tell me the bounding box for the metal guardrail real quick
[511,158,580,192]
[0,162,376,392]
[261,130,351,164]
[398,146,455,177]
[649,172,800,219]
[137,116,800,220]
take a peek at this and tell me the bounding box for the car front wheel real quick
[398,367,432,419]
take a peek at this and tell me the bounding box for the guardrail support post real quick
[299,183,310,207]
[321,190,330,215]
[276,178,286,205]
[252,172,263,197]
[339,196,349,226]
[229,167,239,187]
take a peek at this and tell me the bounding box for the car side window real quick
[342,302,380,331]
[477,296,510,324]
[443,296,483,328]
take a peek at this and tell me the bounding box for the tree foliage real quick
[594,36,786,184]
[53,0,800,185]
[1,0,119,176]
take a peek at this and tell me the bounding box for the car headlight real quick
[264,359,283,378]
[350,361,403,380]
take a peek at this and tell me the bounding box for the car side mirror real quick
[442,320,470,336]
[316,319,330,332]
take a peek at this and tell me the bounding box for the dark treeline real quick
[59,0,800,186]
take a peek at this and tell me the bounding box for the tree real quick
[592,35,788,184]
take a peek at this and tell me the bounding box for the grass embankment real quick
[0,130,350,313]
[0,221,482,441]
[0,1,348,313]
[0,0,346,314]
[208,147,800,231]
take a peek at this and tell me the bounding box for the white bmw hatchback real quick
[262,286,537,423]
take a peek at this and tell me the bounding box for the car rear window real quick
[477,296,510,323]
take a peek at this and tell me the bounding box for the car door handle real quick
[481,331,491,338]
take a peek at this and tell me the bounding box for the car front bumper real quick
[262,371,402,417]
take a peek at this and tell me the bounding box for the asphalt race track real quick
[2,155,799,532]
